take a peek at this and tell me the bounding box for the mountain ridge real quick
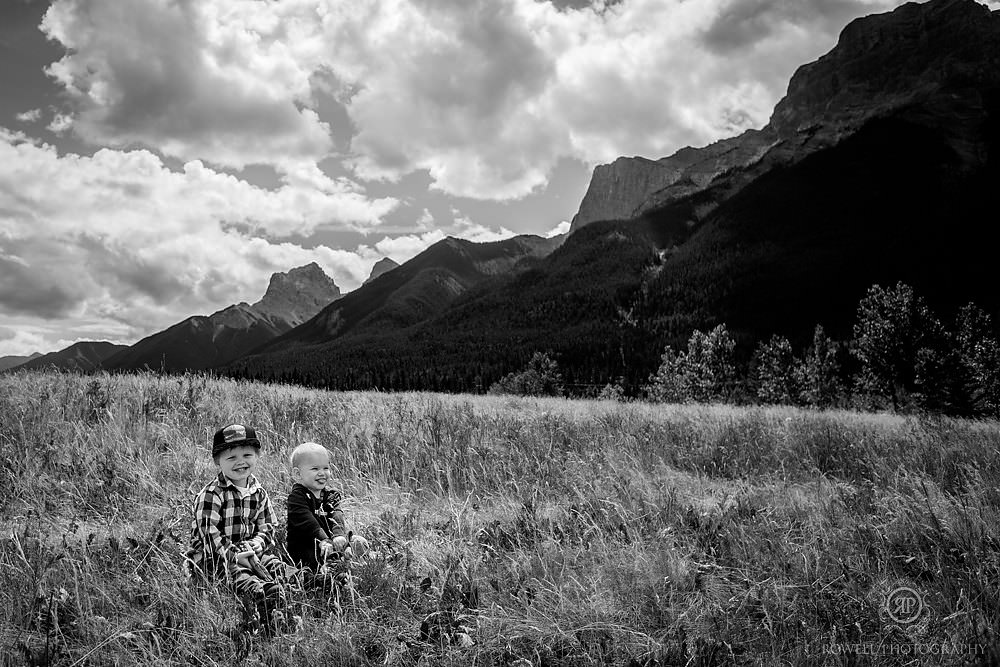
[571,0,1000,231]
[239,234,564,363]
[0,352,42,372]
[224,0,1000,393]
[103,264,340,372]
[14,342,126,373]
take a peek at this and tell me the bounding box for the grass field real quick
[1,371,997,665]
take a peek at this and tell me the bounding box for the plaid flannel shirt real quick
[185,472,276,578]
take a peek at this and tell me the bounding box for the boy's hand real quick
[319,540,337,558]
[235,550,255,568]
[330,535,350,553]
[350,534,370,557]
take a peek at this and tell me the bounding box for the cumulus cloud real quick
[40,0,907,201]
[41,0,334,171]
[450,215,517,244]
[15,109,42,123]
[0,325,76,357]
[0,129,395,340]
[371,231,447,264]
[545,220,571,238]
[47,112,73,134]
[320,0,904,197]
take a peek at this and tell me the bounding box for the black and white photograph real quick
[1,0,998,663]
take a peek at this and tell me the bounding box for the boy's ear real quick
[291,466,302,481]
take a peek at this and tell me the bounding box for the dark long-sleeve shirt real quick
[285,483,346,569]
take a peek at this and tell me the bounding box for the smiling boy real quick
[286,441,368,571]
[185,424,291,631]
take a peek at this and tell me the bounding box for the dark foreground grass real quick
[0,371,997,665]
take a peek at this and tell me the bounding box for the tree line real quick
[492,282,1000,418]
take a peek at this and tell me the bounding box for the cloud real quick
[39,0,908,202]
[321,0,904,197]
[372,231,447,264]
[47,112,72,134]
[450,215,517,244]
[0,325,74,357]
[41,0,334,171]
[545,220,571,238]
[415,208,435,230]
[15,109,41,123]
[0,129,395,337]
[0,251,81,318]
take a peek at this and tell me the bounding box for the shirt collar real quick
[293,482,326,501]
[217,471,260,493]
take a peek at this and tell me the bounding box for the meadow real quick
[0,371,997,666]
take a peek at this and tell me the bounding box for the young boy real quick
[185,424,291,631]
[286,442,368,572]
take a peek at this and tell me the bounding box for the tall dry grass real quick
[0,371,997,665]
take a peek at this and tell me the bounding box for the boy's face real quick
[215,444,259,486]
[293,451,331,495]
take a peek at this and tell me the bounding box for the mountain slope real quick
[571,0,1000,231]
[243,234,563,359]
[230,224,655,390]
[104,263,340,372]
[15,342,126,373]
[226,0,1000,393]
[0,352,41,371]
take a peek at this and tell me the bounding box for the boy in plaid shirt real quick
[185,424,291,631]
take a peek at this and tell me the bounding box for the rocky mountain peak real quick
[364,257,400,285]
[769,0,1000,138]
[254,262,341,326]
[571,0,1000,231]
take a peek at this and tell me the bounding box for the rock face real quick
[364,257,400,285]
[571,0,1000,230]
[103,264,340,372]
[254,262,341,325]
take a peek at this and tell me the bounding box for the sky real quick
[1,0,981,357]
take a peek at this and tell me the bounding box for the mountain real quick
[15,342,126,373]
[227,0,1000,393]
[0,352,41,371]
[571,0,1000,230]
[364,258,400,285]
[230,234,564,377]
[104,263,340,372]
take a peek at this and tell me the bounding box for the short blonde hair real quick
[289,441,330,468]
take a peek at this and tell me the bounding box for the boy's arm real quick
[286,487,331,543]
[194,487,238,565]
[243,488,276,555]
